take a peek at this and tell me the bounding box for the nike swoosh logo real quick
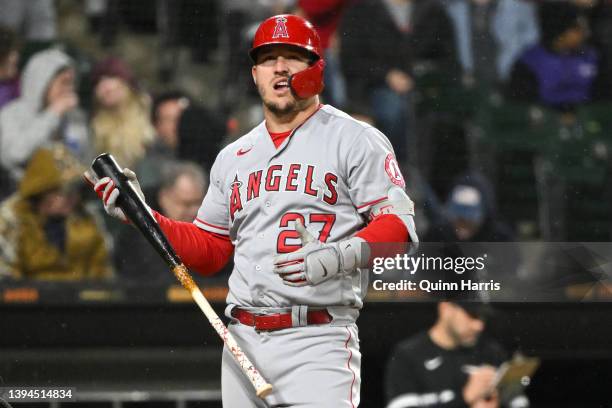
[319,260,328,277]
[424,356,443,371]
[237,147,253,156]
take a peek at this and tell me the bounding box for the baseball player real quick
[86,14,418,407]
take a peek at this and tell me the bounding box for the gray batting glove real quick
[273,219,366,287]
[83,168,148,223]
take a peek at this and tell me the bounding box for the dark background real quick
[2,299,612,407]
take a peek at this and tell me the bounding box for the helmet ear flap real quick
[288,59,325,99]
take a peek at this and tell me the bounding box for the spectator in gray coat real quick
[0,48,90,184]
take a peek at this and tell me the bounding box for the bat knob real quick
[256,383,273,398]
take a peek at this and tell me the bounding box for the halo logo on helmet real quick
[272,17,289,39]
[250,14,325,99]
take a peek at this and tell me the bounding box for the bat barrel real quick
[91,153,182,269]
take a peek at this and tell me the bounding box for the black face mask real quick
[43,216,67,253]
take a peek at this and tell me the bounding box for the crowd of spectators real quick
[0,0,610,283]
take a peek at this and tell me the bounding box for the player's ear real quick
[252,66,257,85]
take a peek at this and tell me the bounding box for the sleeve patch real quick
[385,153,405,187]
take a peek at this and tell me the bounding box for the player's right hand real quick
[83,168,146,223]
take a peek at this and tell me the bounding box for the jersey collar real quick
[261,103,324,160]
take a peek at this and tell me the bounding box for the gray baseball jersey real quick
[195,104,406,311]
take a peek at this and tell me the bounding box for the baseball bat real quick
[90,153,273,399]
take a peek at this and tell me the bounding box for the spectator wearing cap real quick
[385,301,529,408]
[423,172,521,291]
[425,172,514,243]
[0,144,113,280]
[0,48,90,183]
[90,56,155,170]
[507,1,600,111]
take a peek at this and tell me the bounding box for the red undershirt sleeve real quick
[153,210,234,276]
[355,213,409,243]
[356,214,410,263]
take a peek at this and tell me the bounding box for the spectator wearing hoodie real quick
[0,48,90,183]
[90,56,155,170]
[0,144,113,280]
[507,2,600,111]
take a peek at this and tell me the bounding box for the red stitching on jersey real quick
[356,196,388,209]
[345,327,356,408]
[195,218,229,231]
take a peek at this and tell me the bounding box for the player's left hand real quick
[272,219,365,287]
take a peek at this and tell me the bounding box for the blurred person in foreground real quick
[90,56,155,170]
[0,48,89,183]
[0,145,112,280]
[385,301,529,408]
[507,1,599,111]
[114,161,207,282]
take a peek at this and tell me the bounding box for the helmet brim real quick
[249,43,320,64]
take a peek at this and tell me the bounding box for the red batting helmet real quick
[249,14,325,99]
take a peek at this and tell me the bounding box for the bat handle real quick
[91,153,182,268]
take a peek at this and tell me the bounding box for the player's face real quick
[447,304,485,347]
[252,45,312,116]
